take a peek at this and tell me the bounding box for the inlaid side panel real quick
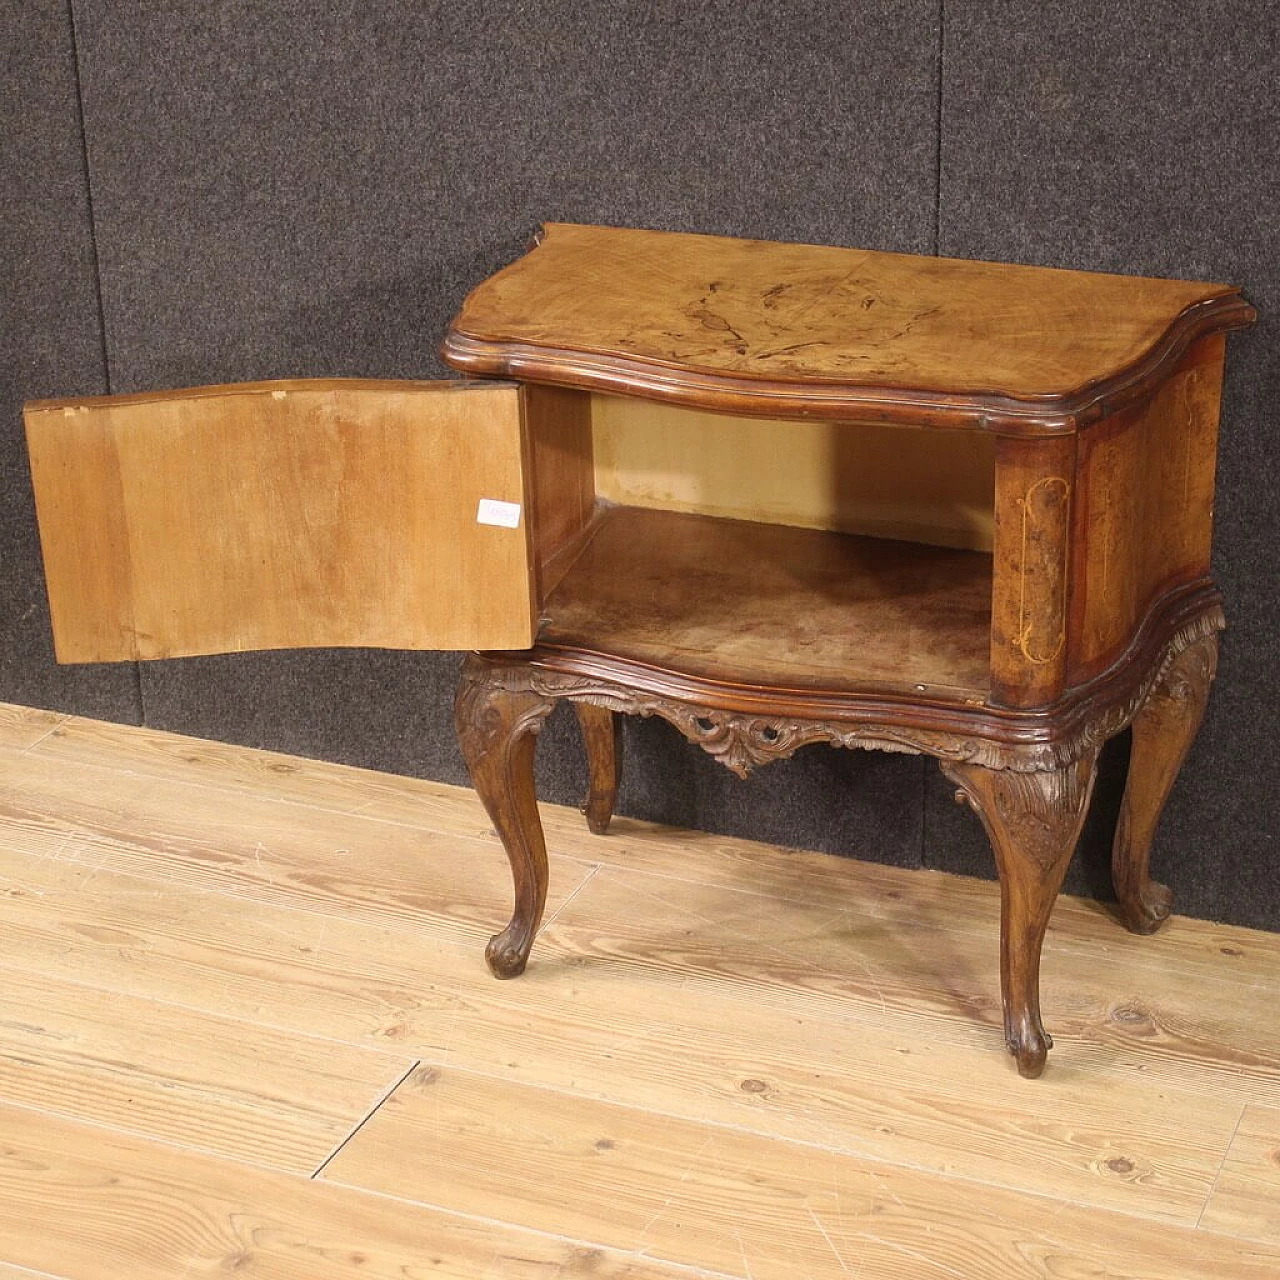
[990,434,1076,708]
[25,380,535,661]
[1069,336,1224,684]
[593,396,996,551]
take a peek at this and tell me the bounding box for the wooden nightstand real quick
[25,224,1255,1076]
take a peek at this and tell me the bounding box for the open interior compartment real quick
[530,390,998,703]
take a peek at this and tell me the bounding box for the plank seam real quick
[15,718,72,756]
[541,862,601,928]
[1195,1101,1247,1230]
[310,1059,422,1180]
[14,756,1268,989]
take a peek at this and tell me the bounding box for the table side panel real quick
[591,396,996,552]
[523,385,596,603]
[990,433,1077,708]
[1068,335,1224,685]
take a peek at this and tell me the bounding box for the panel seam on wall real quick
[65,0,112,397]
[66,0,144,721]
[923,0,946,867]
[932,0,945,256]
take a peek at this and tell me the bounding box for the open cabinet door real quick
[24,379,535,662]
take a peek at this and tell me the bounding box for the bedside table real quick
[25,223,1255,1076]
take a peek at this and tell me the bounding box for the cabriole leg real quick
[455,657,555,979]
[1113,633,1218,934]
[574,702,623,835]
[943,753,1098,1078]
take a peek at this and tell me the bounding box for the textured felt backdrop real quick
[0,0,138,719]
[2,1,1274,927]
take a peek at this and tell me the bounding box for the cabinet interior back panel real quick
[591,397,996,552]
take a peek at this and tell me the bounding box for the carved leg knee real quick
[455,657,555,978]
[574,702,623,835]
[1113,633,1218,934]
[943,752,1098,1078]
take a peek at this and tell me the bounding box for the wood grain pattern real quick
[524,383,596,600]
[592,394,996,551]
[0,1104,689,1280]
[324,1065,1278,1280]
[989,432,1076,707]
[0,963,412,1172]
[25,379,535,661]
[1069,335,1224,683]
[0,704,64,751]
[1200,1106,1280,1244]
[539,866,1280,1105]
[539,505,993,700]
[0,739,594,939]
[26,712,1280,990]
[0,840,1253,1224]
[445,222,1252,426]
[0,843,1244,1222]
[0,706,1278,1276]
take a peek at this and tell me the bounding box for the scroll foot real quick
[1112,634,1217,935]
[574,702,622,835]
[485,928,533,979]
[943,752,1098,1077]
[455,656,555,980]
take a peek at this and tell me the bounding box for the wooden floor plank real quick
[0,705,65,752]
[1,704,1276,1276]
[0,846,1240,1223]
[0,1103,707,1280]
[323,1064,1280,1280]
[1200,1106,1280,1245]
[29,710,1280,988]
[0,745,592,941]
[540,866,1280,1102]
[0,961,413,1174]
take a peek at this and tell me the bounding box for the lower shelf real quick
[537,506,993,703]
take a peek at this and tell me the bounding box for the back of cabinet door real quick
[24,379,535,662]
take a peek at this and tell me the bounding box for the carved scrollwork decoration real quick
[478,664,1007,777]
[1150,631,1218,708]
[463,603,1223,781]
[455,656,557,760]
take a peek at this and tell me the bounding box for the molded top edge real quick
[445,223,1255,428]
[23,377,518,416]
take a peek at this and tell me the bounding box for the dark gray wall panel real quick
[0,0,140,719]
[71,1,941,866]
[931,1,1279,927]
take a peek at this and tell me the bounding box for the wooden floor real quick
[0,702,1277,1279]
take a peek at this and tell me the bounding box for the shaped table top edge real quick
[444,223,1256,433]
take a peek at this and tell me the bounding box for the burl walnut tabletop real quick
[445,224,1256,1077]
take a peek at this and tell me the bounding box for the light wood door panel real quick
[25,379,535,661]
